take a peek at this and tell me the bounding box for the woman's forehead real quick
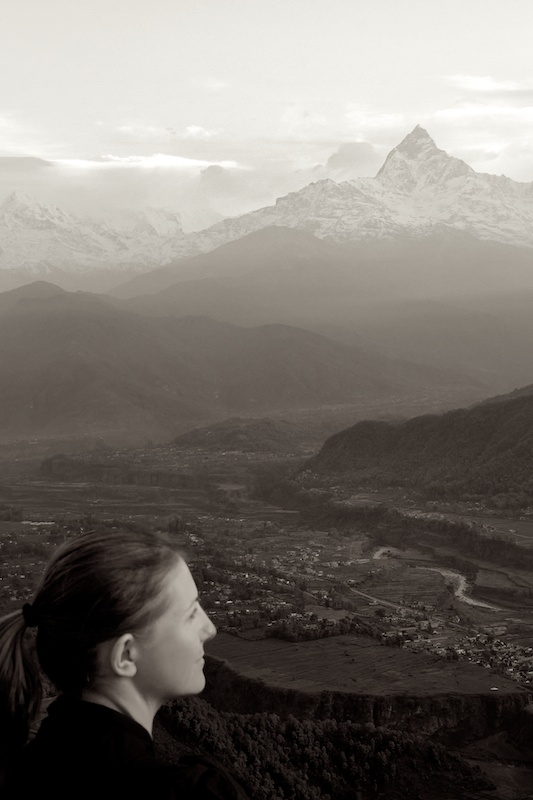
[163,559,197,609]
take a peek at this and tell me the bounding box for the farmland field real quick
[206,632,526,695]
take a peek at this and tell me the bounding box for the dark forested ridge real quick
[480,381,533,405]
[156,695,493,800]
[308,393,533,506]
[173,417,311,454]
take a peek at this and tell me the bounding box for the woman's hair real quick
[0,528,184,761]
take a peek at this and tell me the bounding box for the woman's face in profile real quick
[132,559,217,704]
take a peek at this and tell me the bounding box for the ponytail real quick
[0,608,42,772]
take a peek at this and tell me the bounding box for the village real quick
[180,515,533,690]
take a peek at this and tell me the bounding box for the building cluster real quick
[391,625,533,684]
[444,634,533,684]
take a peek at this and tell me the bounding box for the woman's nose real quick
[201,608,217,640]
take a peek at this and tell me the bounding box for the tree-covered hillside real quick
[308,394,533,506]
[157,696,492,800]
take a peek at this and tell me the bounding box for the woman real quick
[0,529,249,799]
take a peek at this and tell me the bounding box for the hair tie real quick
[22,603,38,628]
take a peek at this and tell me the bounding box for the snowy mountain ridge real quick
[190,126,533,252]
[2,126,533,292]
[0,191,194,277]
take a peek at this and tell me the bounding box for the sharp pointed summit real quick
[399,124,437,147]
[388,125,439,161]
[376,125,472,190]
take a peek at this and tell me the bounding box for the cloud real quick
[326,142,381,175]
[0,115,17,129]
[445,75,532,96]
[116,124,177,139]
[194,163,278,215]
[0,156,52,173]
[0,156,56,208]
[448,136,533,182]
[195,139,385,216]
[426,75,533,179]
[42,139,385,220]
[277,106,330,140]
[54,154,241,170]
[344,109,406,132]
[422,96,533,181]
[116,123,221,141]
[434,104,533,124]
[183,125,219,139]
[0,114,41,157]
[200,78,230,92]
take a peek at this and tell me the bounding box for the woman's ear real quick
[109,633,138,677]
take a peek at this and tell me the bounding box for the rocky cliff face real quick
[508,701,533,752]
[203,656,532,744]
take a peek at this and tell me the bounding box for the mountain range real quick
[100,225,533,394]
[190,126,533,254]
[2,126,533,295]
[0,281,482,443]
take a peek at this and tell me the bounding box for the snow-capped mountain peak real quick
[190,126,533,252]
[1,191,76,230]
[394,124,437,154]
[1,190,37,209]
[376,125,474,193]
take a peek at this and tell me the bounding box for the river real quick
[372,548,501,611]
[417,567,501,611]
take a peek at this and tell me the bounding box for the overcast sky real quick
[1,0,532,224]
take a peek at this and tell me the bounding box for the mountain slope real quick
[308,393,533,504]
[112,224,533,321]
[329,294,533,392]
[0,192,194,292]
[117,223,533,303]
[0,284,479,442]
[0,290,212,441]
[112,226,388,324]
[106,227,533,394]
[109,226,365,299]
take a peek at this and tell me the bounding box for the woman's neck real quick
[81,685,158,736]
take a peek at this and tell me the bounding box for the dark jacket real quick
[4,696,249,799]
